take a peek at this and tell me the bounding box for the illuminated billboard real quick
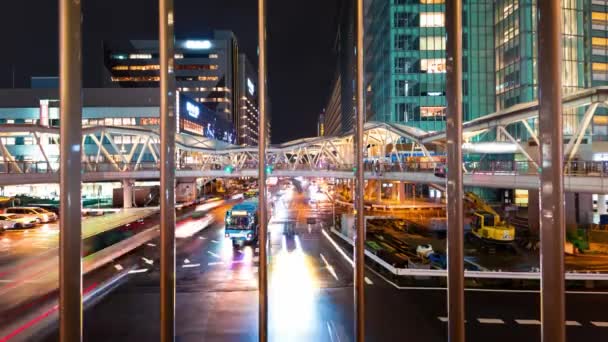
[178,93,236,145]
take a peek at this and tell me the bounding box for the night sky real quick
[0,0,340,143]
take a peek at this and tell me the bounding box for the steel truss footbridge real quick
[2,87,608,193]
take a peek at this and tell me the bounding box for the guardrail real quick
[328,228,608,281]
[2,159,608,178]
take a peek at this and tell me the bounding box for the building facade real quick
[103,31,262,145]
[364,0,595,137]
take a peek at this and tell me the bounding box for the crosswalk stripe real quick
[566,321,581,326]
[591,321,608,327]
[515,319,541,325]
[478,318,504,324]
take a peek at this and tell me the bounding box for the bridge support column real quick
[122,179,134,209]
[398,182,406,202]
[565,192,593,228]
[598,194,607,215]
[528,189,540,235]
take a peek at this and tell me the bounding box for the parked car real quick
[0,214,37,230]
[5,207,58,224]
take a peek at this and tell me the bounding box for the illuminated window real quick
[175,53,184,59]
[593,12,608,22]
[593,62,608,71]
[105,118,113,125]
[420,12,444,27]
[129,54,152,59]
[209,54,219,59]
[420,36,446,50]
[420,0,444,3]
[141,118,161,126]
[111,54,127,60]
[23,137,34,145]
[420,58,446,73]
[0,137,15,145]
[112,65,129,71]
[176,64,218,71]
[592,37,608,47]
[420,107,446,118]
[129,65,160,71]
[111,76,161,82]
[6,119,14,124]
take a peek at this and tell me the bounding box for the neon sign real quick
[186,101,200,118]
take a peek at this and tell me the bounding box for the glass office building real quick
[365,0,590,136]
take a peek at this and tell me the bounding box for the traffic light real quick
[265,165,273,175]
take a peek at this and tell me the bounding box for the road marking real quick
[141,257,154,265]
[208,261,225,266]
[438,317,448,322]
[515,319,541,325]
[182,264,201,268]
[321,229,353,267]
[320,253,339,281]
[364,277,373,285]
[211,240,219,244]
[591,321,608,327]
[207,251,221,258]
[184,259,190,264]
[114,264,124,271]
[128,268,148,274]
[566,321,581,326]
[478,318,505,324]
[146,243,156,247]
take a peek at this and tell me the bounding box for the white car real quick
[0,214,36,230]
[5,207,58,224]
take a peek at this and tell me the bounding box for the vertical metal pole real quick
[445,0,465,341]
[59,0,82,340]
[159,0,176,341]
[354,0,366,340]
[537,1,565,341]
[257,0,268,340]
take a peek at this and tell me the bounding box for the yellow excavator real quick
[465,192,515,243]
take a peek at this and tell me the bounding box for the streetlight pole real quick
[257,0,269,340]
[354,0,366,340]
[159,0,177,341]
[445,0,465,341]
[537,1,565,341]
[59,0,82,340]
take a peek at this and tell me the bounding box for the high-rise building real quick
[318,110,326,137]
[590,0,608,138]
[103,31,263,145]
[364,0,591,136]
[324,0,356,136]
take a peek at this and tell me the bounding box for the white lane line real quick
[114,264,124,271]
[128,268,148,274]
[320,253,339,281]
[478,318,505,324]
[566,321,581,326]
[211,240,219,244]
[208,261,225,266]
[182,263,201,268]
[207,251,221,258]
[146,243,156,247]
[321,229,353,267]
[515,319,541,325]
[438,317,448,322]
[364,277,373,285]
[142,257,154,265]
[591,321,608,327]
